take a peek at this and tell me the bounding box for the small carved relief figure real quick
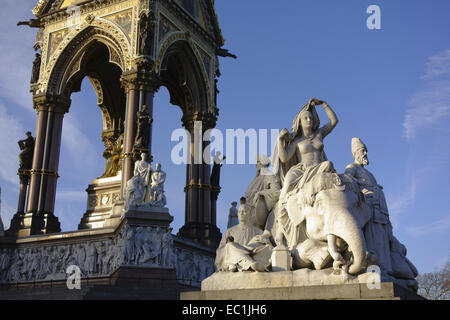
[122,226,136,264]
[75,244,87,274]
[18,132,35,171]
[18,249,28,281]
[96,242,106,275]
[104,239,116,274]
[30,53,41,83]
[138,12,155,56]
[86,242,98,274]
[48,246,58,275]
[7,252,21,282]
[134,226,147,264]
[150,163,166,207]
[134,104,152,151]
[0,248,10,279]
[161,228,173,267]
[151,227,162,265]
[28,248,40,279]
[56,246,68,274]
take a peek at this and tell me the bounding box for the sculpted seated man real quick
[215,197,273,272]
[244,155,281,230]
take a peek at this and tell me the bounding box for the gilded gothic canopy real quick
[32,0,224,46]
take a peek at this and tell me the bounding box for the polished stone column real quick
[7,172,31,236]
[10,105,49,237]
[144,90,154,158]
[202,139,212,225]
[178,114,221,248]
[26,107,48,214]
[18,95,68,236]
[34,109,64,234]
[121,88,138,196]
[120,63,159,198]
[17,182,28,214]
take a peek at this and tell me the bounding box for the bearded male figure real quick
[345,137,393,277]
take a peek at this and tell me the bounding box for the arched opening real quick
[56,79,104,231]
[159,40,210,115]
[46,39,126,231]
[151,86,186,233]
[155,40,222,246]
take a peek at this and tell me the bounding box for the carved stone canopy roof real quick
[32,0,225,47]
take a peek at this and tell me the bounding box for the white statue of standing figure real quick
[345,137,418,286]
[150,163,166,207]
[227,202,239,229]
[345,137,392,276]
[134,153,152,200]
[124,153,152,210]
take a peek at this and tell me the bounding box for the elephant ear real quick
[286,193,306,226]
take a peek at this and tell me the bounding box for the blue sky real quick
[0,0,449,274]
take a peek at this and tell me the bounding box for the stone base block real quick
[271,246,292,272]
[181,282,424,300]
[180,269,425,300]
[0,266,180,300]
[122,207,174,228]
[79,176,122,230]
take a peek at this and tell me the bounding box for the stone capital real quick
[121,59,161,93]
[182,111,217,131]
[33,93,71,114]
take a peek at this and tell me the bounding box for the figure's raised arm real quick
[277,128,297,163]
[315,100,338,138]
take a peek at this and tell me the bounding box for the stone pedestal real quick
[122,206,173,228]
[271,246,292,272]
[181,269,425,300]
[78,175,122,230]
[181,282,424,300]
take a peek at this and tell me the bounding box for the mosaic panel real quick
[104,9,133,39]
[47,28,70,62]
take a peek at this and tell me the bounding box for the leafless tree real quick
[417,261,450,300]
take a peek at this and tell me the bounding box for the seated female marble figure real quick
[272,98,339,202]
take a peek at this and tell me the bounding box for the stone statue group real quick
[221,98,418,291]
[125,153,167,210]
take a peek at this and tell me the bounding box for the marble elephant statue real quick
[276,172,372,275]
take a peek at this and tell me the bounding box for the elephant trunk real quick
[329,209,367,275]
